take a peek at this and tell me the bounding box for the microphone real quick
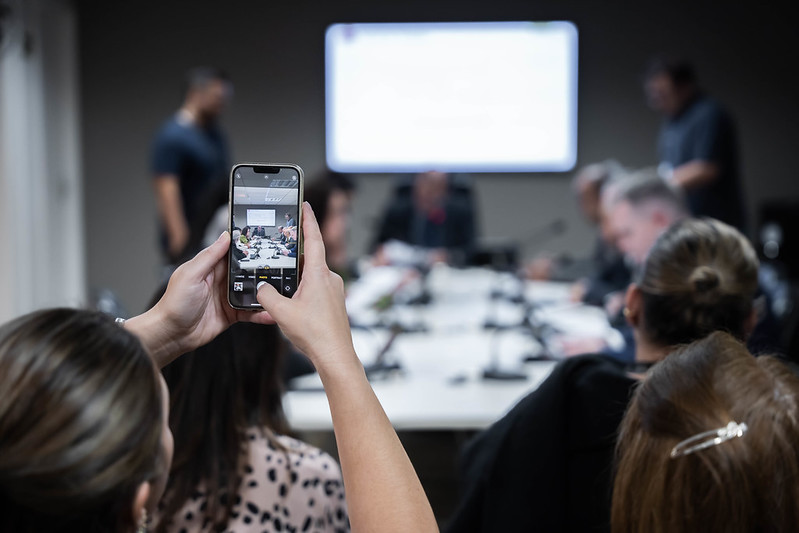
[363,323,403,381]
[481,326,528,381]
[519,218,568,251]
[473,219,567,273]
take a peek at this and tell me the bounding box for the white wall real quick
[0,0,85,323]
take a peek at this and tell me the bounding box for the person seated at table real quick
[446,218,759,533]
[280,227,298,257]
[230,227,249,260]
[0,206,438,533]
[603,169,687,266]
[268,225,283,242]
[155,321,349,532]
[373,170,476,265]
[524,160,632,308]
[240,225,252,245]
[612,331,799,532]
[304,170,356,278]
[603,169,780,354]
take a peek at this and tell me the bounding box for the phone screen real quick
[228,163,303,309]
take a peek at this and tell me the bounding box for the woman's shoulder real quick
[209,430,350,532]
[489,354,634,435]
[244,430,344,484]
[560,352,634,382]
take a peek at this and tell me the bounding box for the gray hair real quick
[602,167,687,219]
[572,159,626,191]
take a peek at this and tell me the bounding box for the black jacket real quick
[446,355,639,533]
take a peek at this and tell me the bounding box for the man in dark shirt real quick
[374,171,476,264]
[644,57,746,231]
[151,67,231,263]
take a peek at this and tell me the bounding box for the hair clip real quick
[670,421,748,459]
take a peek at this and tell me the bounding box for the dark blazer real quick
[446,355,638,533]
[374,196,475,255]
[582,237,632,307]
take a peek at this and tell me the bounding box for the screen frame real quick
[325,20,579,174]
[227,162,304,310]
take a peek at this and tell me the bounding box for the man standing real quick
[151,67,232,263]
[644,57,746,231]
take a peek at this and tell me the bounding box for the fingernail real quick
[218,231,228,241]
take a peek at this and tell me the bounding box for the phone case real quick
[227,163,304,310]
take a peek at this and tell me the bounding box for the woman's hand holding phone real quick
[257,201,438,533]
[256,202,357,375]
[125,231,275,368]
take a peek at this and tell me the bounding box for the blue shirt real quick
[151,115,230,232]
[658,94,746,230]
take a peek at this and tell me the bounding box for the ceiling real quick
[233,186,299,206]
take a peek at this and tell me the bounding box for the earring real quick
[622,307,631,318]
[137,509,149,533]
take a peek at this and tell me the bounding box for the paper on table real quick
[524,280,574,305]
[535,303,612,337]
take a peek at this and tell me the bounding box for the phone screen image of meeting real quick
[230,167,299,307]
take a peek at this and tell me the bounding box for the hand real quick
[127,231,274,367]
[603,290,626,319]
[427,248,449,265]
[569,279,587,302]
[257,202,356,371]
[523,256,554,280]
[260,204,438,533]
[372,245,390,267]
[553,335,608,357]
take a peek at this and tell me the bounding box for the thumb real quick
[182,231,230,281]
[256,282,289,320]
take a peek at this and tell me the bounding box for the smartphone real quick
[228,163,303,310]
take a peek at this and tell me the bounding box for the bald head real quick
[413,170,449,212]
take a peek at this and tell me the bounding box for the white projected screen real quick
[247,209,276,227]
[325,21,578,173]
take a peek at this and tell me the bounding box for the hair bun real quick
[689,265,720,293]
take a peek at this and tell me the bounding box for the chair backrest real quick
[391,173,475,206]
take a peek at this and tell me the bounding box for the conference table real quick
[285,264,624,432]
[236,237,296,270]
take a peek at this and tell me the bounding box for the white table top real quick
[284,266,620,432]
[286,362,556,431]
[237,238,297,270]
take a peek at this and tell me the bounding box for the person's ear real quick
[132,482,151,529]
[624,284,642,328]
[743,305,759,340]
